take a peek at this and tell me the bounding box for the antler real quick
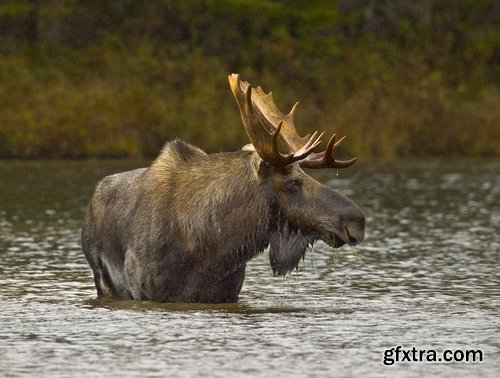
[229,73,357,169]
[228,74,322,167]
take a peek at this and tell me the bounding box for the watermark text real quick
[383,346,484,365]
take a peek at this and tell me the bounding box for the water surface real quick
[0,160,498,377]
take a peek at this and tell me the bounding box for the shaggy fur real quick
[82,139,364,303]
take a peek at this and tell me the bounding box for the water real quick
[0,159,498,377]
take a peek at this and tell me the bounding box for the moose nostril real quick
[345,223,364,246]
[345,227,358,245]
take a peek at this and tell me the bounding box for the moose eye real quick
[285,179,303,193]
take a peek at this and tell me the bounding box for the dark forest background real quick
[0,0,498,159]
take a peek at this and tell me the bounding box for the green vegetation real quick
[0,0,498,159]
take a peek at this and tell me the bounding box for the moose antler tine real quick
[301,131,320,152]
[329,135,358,167]
[309,131,324,153]
[333,135,346,151]
[311,131,325,149]
[256,85,265,94]
[288,102,299,116]
[325,134,337,154]
[333,156,358,168]
[229,73,239,89]
[293,131,324,160]
[303,131,318,149]
[328,134,357,168]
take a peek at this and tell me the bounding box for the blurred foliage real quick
[0,0,498,159]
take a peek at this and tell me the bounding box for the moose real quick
[81,74,365,303]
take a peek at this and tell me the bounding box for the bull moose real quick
[82,74,365,303]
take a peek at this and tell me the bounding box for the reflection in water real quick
[0,160,499,377]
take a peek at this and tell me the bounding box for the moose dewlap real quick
[81,74,365,303]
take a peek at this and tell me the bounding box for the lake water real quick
[0,159,498,377]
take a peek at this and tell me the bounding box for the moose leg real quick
[204,265,246,303]
[94,269,113,297]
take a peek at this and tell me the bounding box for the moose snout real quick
[319,186,366,246]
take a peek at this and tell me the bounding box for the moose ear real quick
[269,223,313,276]
[241,143,255,151]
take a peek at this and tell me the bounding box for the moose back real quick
[81,74,365,303]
